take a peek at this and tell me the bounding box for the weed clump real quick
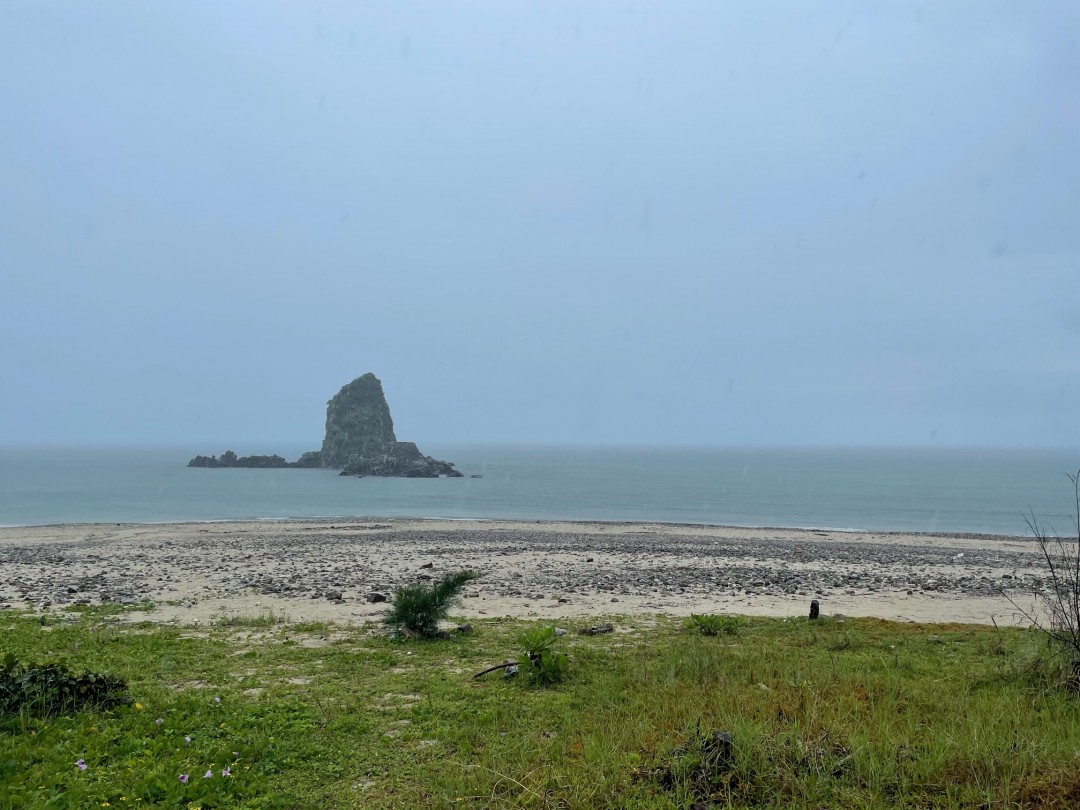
[0,653,131,718]
[215,610,287,628]
[382,570,481,639]
[687,614,743,636]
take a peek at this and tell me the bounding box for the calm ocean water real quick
[0,445,1077,535]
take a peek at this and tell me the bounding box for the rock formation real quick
[319,373,399,468]
[187,373,463,478]
[187,452,289,469]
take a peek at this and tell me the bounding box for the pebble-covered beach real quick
[0,519,1047,625]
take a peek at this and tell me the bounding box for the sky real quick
[1,1,1078,449]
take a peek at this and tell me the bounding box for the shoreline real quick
[0,514,1037,543]
[0,518,1045,627]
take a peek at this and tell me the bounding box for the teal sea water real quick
[0,445,1077,535]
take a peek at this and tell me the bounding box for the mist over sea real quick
[0,445,1077,535]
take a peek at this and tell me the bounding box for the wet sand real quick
[0,519,1047,626]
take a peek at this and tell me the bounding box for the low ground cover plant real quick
[0,653,131,718]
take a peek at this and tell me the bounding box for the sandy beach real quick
[0,518,1049,626]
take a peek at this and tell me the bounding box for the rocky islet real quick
[188,373,462,478]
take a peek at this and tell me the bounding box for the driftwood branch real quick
[473,660,520,679]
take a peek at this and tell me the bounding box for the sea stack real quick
[318,373,399,467]
[315,373,461,477]
[187,373,463,478]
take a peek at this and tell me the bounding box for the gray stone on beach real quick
[1,519,1037,623]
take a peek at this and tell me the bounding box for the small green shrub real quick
[518,626,569,685]
[687,614,743,636]
[0,653,132,718]
[382,570,482,639]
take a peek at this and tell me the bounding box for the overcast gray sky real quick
[2,1,1078,448]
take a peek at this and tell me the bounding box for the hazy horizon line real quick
[1,440,1077,454]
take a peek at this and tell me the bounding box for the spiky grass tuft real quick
[382,570,482,638]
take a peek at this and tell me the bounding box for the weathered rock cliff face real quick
[319,374,461,477]
[338,440,461,478]
[319,373,398,468]
[187,373,462,478]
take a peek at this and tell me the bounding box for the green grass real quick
[2,609,1080,808]
[62,600,156,616]
[686,613,743,636]
[214,611,290,629]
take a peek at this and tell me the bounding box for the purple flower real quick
[75,759,87,771]
[204,770,213,779]
[179,774,189,783]
[222,767,232,778]
[155,718,163,726]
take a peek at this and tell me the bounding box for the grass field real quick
[3,605,1080,809]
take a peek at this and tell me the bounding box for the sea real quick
[1,444,1078,536]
